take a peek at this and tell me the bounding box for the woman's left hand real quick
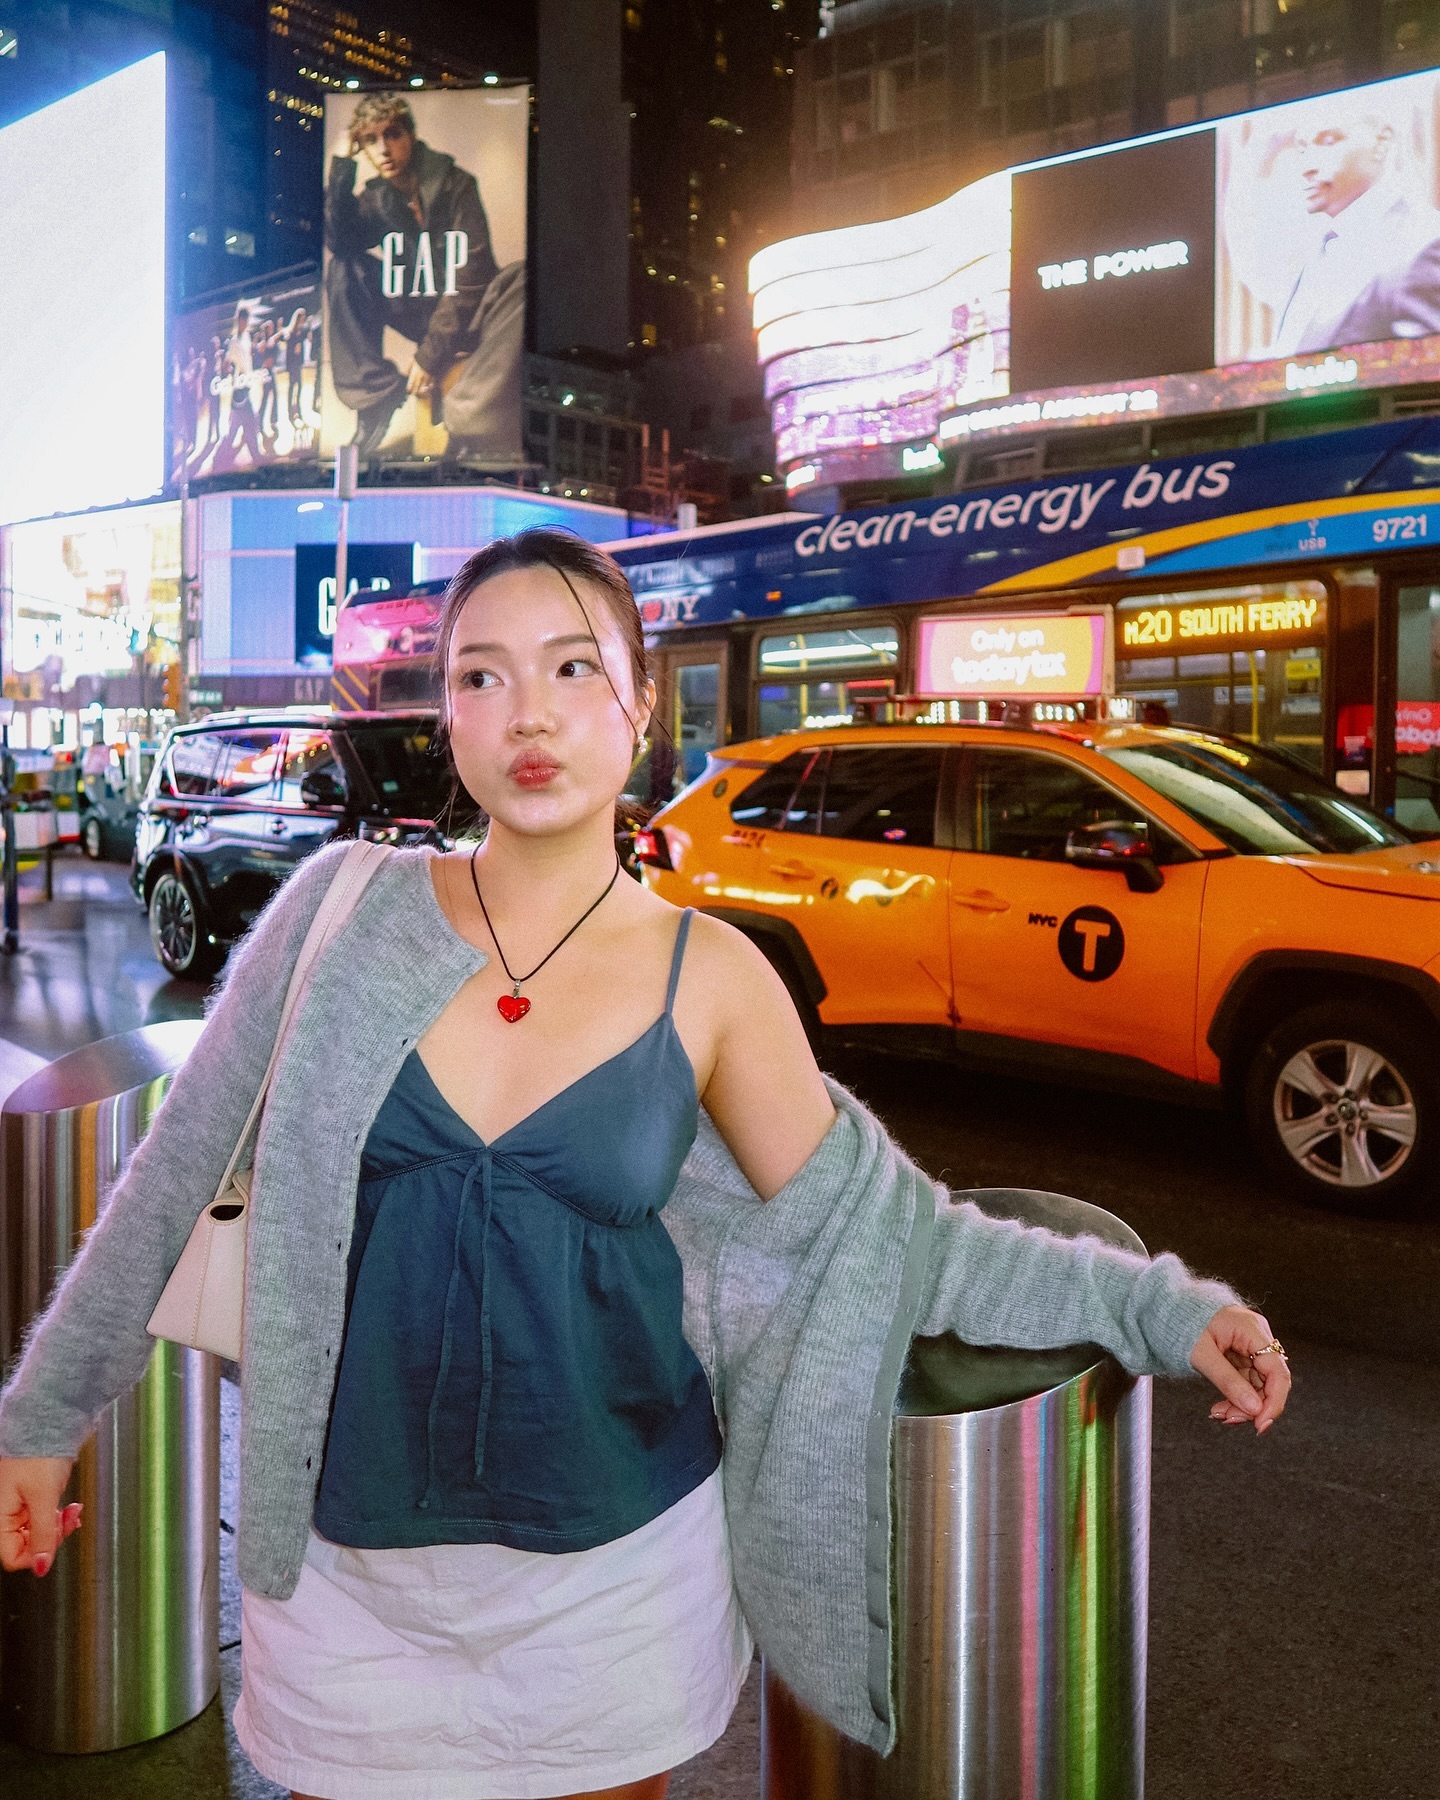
[1190,1305,1291,1434]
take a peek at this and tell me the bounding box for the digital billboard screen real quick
[173,277,321,481]
[321,85,529,466]
[1008,132,1217,394]
[916,611,1111,700]
[751,67,1440,480]
[293,541,416,668]
[0,55,166,525]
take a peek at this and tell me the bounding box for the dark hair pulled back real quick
[435,528,649,730]
[432,528,654,833]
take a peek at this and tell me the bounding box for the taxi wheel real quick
[1244,1003,1436,1212]
[81,816,104,860]
[148,870,223,981]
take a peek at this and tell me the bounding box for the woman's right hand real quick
[0,1457,81,1576]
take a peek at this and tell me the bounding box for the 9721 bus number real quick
[1372,513,1430,543]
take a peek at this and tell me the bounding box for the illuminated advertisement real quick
[172,278,321,480]
[3,503,180,701]
[332,590,442,672]
[916,612,1110,699]
[293,542,416,668]
[321,86,528,465]
[0,55,166,525]
[606,418,1440,630]
[753,172,1010,474]
[751,67,1440,478]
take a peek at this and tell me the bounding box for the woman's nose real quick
[507,685,557,737]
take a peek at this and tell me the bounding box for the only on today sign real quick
[915,610,1112,699]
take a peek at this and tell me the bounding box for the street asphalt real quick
[0,857,1434,1799]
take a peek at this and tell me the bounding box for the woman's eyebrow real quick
[453,632,597,656]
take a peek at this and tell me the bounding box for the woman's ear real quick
[633,677,658,748]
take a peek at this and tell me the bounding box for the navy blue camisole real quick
[314,910,721,1553]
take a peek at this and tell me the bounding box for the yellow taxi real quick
[636,721,1440,1211]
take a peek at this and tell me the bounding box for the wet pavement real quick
[0,858,206,1062]
[0,855,1435,1798]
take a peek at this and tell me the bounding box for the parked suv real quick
[132,709,450,978]
[638,721,1440,1212]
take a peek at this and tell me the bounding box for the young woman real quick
[0,530,1290,1800]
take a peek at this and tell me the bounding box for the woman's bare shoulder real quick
[676,907,787,997]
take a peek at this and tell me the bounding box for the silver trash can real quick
[0,1021,217,1754]
[761,1189,1152,1800]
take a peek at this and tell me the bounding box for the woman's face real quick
[445,565,652,839]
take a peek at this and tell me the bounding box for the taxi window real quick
[819,748,943,847]
[1102,740,1411,855]
[729,750,824,832]
[975,750,1144,862]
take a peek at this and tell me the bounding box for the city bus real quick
[331,415,1440,831]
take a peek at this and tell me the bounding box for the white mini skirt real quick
[232,1468,752,1800]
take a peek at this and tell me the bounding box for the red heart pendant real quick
[497,992,531,1024]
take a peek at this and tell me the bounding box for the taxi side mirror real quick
[1065,820,1163,894]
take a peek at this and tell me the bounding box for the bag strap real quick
[212,840,392,1200]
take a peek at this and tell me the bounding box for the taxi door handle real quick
[953,887,1010,913]
[769,858,816,880]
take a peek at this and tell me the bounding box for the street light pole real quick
[177,475,195,724]
[334,443,358,627]
[1,705,18,955]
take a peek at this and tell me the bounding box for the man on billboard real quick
[325,92,524,460]
[1271,96,1440,357]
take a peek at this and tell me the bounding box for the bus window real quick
[755,624,899,735]
[1396,584,1440,836]
[674,662,721,784]
[1115,581,1326,770]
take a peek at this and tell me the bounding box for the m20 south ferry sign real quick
[610,418,1440,630]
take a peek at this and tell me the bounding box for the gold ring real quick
[1249,1339,1287,1363]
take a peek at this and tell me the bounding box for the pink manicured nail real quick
[32,1555,51,1577]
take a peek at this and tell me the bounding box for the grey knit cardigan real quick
[0,843,1238,1754]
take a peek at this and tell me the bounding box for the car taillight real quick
[633,826,674,870]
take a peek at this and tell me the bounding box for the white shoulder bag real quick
[147,840,391,1361]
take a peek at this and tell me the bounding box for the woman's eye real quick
[557,657,600,678]
[456,668,498,690]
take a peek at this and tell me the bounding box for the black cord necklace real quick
[469,848,622,1023]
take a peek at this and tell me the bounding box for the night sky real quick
[382,0,537,77]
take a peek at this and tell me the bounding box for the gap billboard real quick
[320,84,528,468]
[752,68,1440,483]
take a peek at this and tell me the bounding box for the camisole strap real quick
[665,909,695,1016]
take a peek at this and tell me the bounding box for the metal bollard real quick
[761,1188,1152,1800]
[0,1021,215,1754]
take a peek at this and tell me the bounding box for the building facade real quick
[792,0,1440,235]
[0,0,270,301]
[623,0,821,353]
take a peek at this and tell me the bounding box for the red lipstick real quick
[509,750,561,789]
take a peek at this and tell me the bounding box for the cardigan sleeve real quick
[914,1193,1242,1379]
[0,843,353,1460]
